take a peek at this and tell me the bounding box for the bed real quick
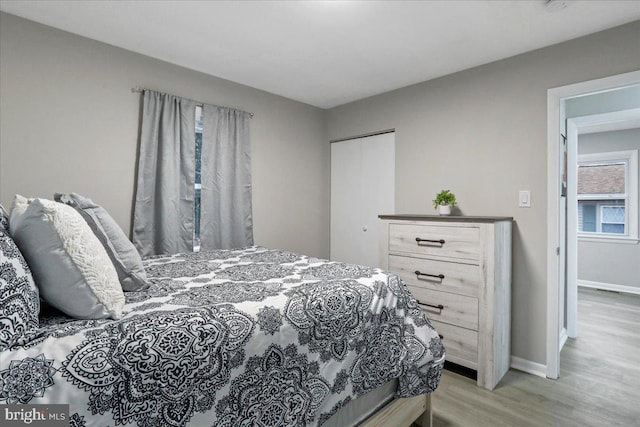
[0,246,444,426]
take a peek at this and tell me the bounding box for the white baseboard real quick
[578,280,640,296]
[510,356,547,378]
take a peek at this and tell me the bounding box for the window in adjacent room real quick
[577,150,638,241]
[194,105,203,252]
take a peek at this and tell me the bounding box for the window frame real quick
[577,149,638,243]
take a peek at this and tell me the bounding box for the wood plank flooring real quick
[429,288,640,427]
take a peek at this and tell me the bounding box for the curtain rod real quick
[131,86,254,118]
[330,128,395,143]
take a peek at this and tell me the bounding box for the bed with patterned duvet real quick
[1,246,444,427]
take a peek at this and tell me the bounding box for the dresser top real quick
[378,214,513,223]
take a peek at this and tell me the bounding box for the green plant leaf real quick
[433,190,457,209]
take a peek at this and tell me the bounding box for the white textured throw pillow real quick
[9,195,125,319]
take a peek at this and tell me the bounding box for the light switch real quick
[519,190,531,208]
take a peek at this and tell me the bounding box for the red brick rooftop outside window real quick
[577,163,625,195]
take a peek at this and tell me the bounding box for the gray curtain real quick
[200,105,253,250]
[133,90,196,257]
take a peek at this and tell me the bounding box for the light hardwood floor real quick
[429,288,640,426]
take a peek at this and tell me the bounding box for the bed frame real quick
[360,393,432,427]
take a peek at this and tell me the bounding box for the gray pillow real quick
[55,193,149,291]
[10,195,124,319]
[0,203,40,350]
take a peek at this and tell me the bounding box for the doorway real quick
[566,108,640,342]
[546,70,640,379]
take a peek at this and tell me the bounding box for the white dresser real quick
[379,215,512,390]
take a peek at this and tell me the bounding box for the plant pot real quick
[438,205,451,216]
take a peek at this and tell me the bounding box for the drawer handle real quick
[415,237,445,246]
[415,270,445,281]
[416,300,444,311]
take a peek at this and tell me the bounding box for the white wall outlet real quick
[519,190,531,208]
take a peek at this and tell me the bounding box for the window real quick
[577,150,638,241]
[194,105,203,252]
[601,205,625,233]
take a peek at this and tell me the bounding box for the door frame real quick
[546,70,640,379]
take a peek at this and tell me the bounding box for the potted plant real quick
[433,190,457,216]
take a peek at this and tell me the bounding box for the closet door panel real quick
[330,132,395,267]
[330,139,362,265]
[360,133,395,267]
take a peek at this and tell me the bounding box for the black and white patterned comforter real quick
[0,247,444,426]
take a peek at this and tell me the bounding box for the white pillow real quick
[10,195,124,319]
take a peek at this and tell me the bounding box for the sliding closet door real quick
[330,132,395,267]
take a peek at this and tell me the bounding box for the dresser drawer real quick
[431,320,478,369]
[389,255,481,298]
[389,223,480,261]
[409,286,478,330]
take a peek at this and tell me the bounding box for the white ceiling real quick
[1,0,639,108]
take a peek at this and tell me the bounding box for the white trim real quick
[510,356,547,378]
[578,149,637,163]
[546,70,640,380]
[577,194,625,200]
[578,235,639,244]
[559,328,568,351]
[578,280,640,296]
[547,88,561,380]
[567,119,578,340]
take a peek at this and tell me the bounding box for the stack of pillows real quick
[0,193,149,351]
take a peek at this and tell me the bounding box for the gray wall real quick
[577,128,640,288]
[0,12,329,258]
[326,21,640,365]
